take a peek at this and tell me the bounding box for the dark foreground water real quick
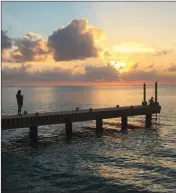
[2,86,176,193]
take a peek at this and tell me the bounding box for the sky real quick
[2,1,176,86]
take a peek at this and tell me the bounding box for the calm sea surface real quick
[1,86,176,193]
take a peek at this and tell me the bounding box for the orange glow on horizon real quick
[3,80,175,87]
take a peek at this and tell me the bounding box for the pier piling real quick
[65,118,72,139]
[121,117,128,132]
[30,126,38,141]
[145,114,152,128]
[96,118,103,136]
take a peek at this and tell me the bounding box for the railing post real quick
[65,118,72,139]
[96,118,103,136]
[145,114,152,128]
[121,117,128,132]
[30,126,38,141]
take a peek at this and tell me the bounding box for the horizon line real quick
[2,85,176,87]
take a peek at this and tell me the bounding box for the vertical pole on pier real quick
[65,118,72,139]
[145,115,152,128]
[144,83,146,103]
[142,83,147,106]
[155,81,158,103]
[121,117,128,132]
[30,126,38,141]
[155,81,158,120]
[96,118,103,136]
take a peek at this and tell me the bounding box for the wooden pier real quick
[1,82,161,141]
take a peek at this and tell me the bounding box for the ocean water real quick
[1,86,176,193]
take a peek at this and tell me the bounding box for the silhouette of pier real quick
[1,82,161,141]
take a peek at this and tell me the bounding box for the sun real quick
[110,61,126,70]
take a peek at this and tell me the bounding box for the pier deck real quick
[2,105,161,130]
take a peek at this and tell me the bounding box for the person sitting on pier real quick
[149,97,154,106]
[16,90,23,115]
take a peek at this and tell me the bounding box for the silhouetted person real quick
[16,90,23,115]
[149,97,154,106]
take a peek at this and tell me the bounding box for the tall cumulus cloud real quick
[48,19,105,61]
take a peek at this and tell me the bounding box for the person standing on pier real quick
[149,97,154,106]
[16,90,23,115]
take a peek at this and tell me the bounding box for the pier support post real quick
[30,126,38,141]
[145,115,152,128]
[121,117,128,132]
[65,118,72,139]
[96,118,103,136]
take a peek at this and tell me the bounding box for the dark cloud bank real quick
[2,64,119,84]
[2,64,176,85]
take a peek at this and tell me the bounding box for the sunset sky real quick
[2,2,176,86]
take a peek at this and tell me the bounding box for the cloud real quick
[9,32,50,63]
[82,63,119,82]
[121,69,158,81]
[2,49,11,62]
[2,64,176,85]
[2,64,32,81]
[168,64,176,72]
[2,19,108,63]
[154,40,176,56]
[48,19,105,61]
[103,51,112,57]
[2,30,13,62]
[32,68,74,82]
[2,65,72,82]
[147,64,154,68]
[131,62,139,69]
[121,69,176,83]
[154,49,173,56]
[2,63,119,84]
[1,30,12,50]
